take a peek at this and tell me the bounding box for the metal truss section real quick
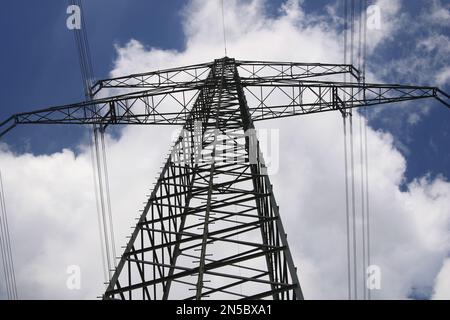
[91,61,213,94]
[91,60,359,94]
[103,58,302,300]
[0,85,202,134]
[236,60,360,83]
[243,82,450,121]
[1,58,448,137]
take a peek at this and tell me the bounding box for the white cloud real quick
[365,0,404,53]
[372,0,450,85]
[432,258,450,299]
[417,34,450,53]
[436,67,450,86]
[363,1,450,129]
[1,0,449,299]
[426,0,450,26]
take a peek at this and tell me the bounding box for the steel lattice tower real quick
[103,58,302,300]
[1,57,449,300]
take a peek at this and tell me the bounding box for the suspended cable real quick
[343,0,361,300]
[220,0,228,57]
[342,115,352,300]
[350,0,355,67]
[87,129,109,283]
[0,169,18,299]
[68,1,109,283]
[362,0,367,85]
[349,113,358,299]
[361,0,372,300]
[69,0,116,283]
[0,202,11,299]
[357,0,362,76]
[364,105,371,300]
[100,130,117,269]
[358,101,367,301]
[343,0,348,79]
[0,173,16,300]
[93,128,113,277]
[342,0,353,300]
[354,0,368,301]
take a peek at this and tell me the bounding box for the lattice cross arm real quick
[243,81,450,121]
[0,85,202,137]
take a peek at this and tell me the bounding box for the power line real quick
[343,0,369,300]
[361,0,371,300]
[100,130,117,270]
[342,115,352,300]
[343,0,348,77]
[362,0,367,84]
[355,0,367,301]
[68,0,117,284]
[364,104,371,300]
[221,0,228,57]
[88,128,109,283]
[0,169,17,299]
[350,0,355,67]
[358,101,367,300]
[342,0,351,300]
[349,113,358,299]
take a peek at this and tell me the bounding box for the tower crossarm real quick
[235,60,360,83]
[91,61,214,95]
[91,60,360,95]
[0,84,203,137]
[1,60,449,138]
[242,81,450,121]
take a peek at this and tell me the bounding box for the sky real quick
[0,0,449,300]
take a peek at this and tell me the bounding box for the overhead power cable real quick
[355,0,366,301]
[0,169,18,300]
[342,0,372,300]
[342,115,352,300]
[349,113,358,299]
[221,0,228,56]
[361,0,371,300]
[68,0,117,285]
[343,0,369,300]
[342,0,351,300]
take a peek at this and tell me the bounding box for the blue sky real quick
[0,0,186,153]
[0,0,450,300]
[0,0,448,183]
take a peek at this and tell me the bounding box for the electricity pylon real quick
[0,57,449,299]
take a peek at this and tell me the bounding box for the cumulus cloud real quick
[432,258,450,299]
[357,0,450,152]
[426,0,450,26]
[436,67,450,86]
[365,0,404,53]
[1,0,449,299]
[372,0,450,86]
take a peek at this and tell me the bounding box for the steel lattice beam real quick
[92,60,359,93]
[244,81,450,121]
[1,59,448,137]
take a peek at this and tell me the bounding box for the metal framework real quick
[0,57,449,300]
